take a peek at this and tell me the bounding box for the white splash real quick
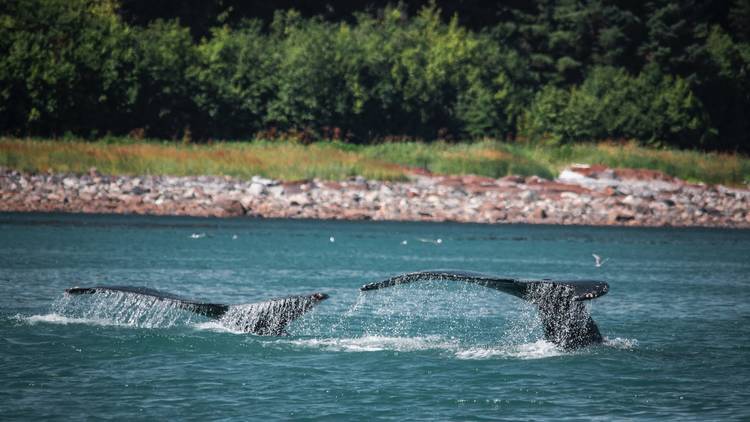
[284,335,458,353]
[192,320,246,334]
[23,313,115,327]
[455,340,564,360]
[281,334,571,360]
[603,337,639,349]
[49,291,195,329]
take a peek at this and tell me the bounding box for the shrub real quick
[520,66,710,147]
[0,0,136,136]
[189,22,274,139]
[132,19,197,139]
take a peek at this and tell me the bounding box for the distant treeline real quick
[1,0,749,151]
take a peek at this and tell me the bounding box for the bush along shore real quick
[1,166,748,228]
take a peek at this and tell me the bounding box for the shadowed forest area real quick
[1,0,749,151]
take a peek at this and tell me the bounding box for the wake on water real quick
[24,282,637,360]
[20,312,636,360]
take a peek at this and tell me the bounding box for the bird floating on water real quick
[417,238,443,245]
[592,253,609,267]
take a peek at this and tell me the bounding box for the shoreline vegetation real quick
[3,0,749,228]
[1,138,749,228]
[2,138,749,187]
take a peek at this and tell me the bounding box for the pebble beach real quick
[1,165,748,228]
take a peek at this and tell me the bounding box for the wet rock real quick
[533,208,548,220]
[215,199,245,216]
[608,209,635,223]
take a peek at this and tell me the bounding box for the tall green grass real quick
[1,138,748,186]
[0,138,407,181]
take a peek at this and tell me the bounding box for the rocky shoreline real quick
[1,166,748,228]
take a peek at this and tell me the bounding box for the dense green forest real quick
[1,0,748,151]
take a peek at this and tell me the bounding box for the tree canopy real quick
[1,0,748,151]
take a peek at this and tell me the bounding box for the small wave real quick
[23,313,115,327]
[603,337,639,349]
[283,335,458,353]
[455,340,563,360]
[192,321,246,335]
[283,336,568,360]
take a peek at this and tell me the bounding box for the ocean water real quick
[1,212,749,420]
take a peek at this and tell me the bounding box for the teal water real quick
[1,213,749,420]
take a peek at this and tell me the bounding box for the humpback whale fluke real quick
[65,286,329,335]
[360,270,608,349]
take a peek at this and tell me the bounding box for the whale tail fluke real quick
[65,286,328,335]
[360,270,608,349]
[524,282,603,349]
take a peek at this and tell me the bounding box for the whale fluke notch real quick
[359,270,608,349]
[65,286,329,335]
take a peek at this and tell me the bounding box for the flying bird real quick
[592,253,609,267]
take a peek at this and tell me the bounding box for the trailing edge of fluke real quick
[64,286,329,336]
[360,270,609,349]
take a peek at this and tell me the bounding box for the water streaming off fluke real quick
[60,286,328,335]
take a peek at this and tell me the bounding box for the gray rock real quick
[247,182,266,196]
[288,193,312,207]
[520,190,538,203]
[268,185,284,197]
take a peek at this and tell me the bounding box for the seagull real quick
[592,253,609,267]
[417,238,442,245]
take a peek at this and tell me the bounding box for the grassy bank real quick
[1,138,748,186]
